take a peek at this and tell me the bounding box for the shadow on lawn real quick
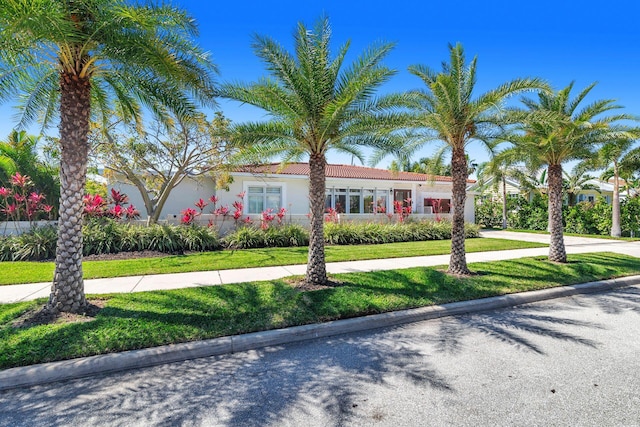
[2,285,638,426]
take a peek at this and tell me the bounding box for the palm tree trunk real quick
[306,153,327,285]
[611,163,621,237]
[448,145,471,275]
[47,73,90,313]
[502,175,507,229]
[547,164,567,263]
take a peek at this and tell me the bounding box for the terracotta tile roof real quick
[235,163,476,183]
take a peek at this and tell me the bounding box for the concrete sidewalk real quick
[2,230,639,304]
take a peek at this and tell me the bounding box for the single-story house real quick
[109,163,477,231]
[471,176,631,205]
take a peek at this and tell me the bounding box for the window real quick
[363,190,375,213]
[424,198,451,213]
[349,189,361,213]
[247,185,282,214]
[325,188,387,213]
[335,188,347,213]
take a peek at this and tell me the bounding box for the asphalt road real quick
[1,285,639,427]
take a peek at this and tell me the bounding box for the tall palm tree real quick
[504,82,635,261]
[589,137,639,236]
[383,43,547,275]
[0,0,216,313]
[219,17,402,286]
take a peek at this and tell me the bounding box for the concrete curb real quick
[1,274,639,391]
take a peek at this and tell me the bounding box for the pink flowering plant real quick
[0,172,53,224]
[83,188,140,221]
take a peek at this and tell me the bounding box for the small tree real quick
[93,112,231,225]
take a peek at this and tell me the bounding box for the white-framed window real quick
[325,187,389,214]
[244,182,285,214]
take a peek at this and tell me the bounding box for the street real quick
[1,284,639,426]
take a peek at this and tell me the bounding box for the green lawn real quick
[504,228,640,241]
[0,252,638,370]
[0,238,545,285]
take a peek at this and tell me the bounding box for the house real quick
[110,163,477,230]
[471,176,628,205]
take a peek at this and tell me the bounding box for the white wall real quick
[108,172,475,224]
[109,176,217,221]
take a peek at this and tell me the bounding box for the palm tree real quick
[504,82,635,261]
[0,0,216,313]
[384,43,547,275]
[589,137,639,236]
[476,156,527,229]
[563,162,599,207]
[219,17,402,286]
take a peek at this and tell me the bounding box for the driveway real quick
[1,284,638,426]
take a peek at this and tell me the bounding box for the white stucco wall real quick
[108,172,475,224]
[109,176,217,221]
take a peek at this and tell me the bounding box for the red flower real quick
[209,195,219,204]
[109,188,129,206]
[0,187,10,197]
[109,204,124,219]
[195,198,208,212]
[28,192,45,205]
[3,204,17,215]
[214,205,229,216]
[233,210,242,220]
[237,191,246,199]
[14,194,26,203]
[10,172,30,188]
[42,204,53,213]
[125,205,140,219]
[180,207,198,225]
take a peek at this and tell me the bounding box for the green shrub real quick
[174,225,221,252]
[324,220,479,245]
[13,226,57,261]
[508,194,548,230]
[475,198,504,228]
[224,224,309,249]
[622,197,640,237]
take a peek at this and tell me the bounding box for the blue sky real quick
[1,0,639,171]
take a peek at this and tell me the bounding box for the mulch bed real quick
[10,299,107,329]
[286,278,347,292]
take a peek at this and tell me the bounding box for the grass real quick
[504,228,640,241]
[0,238,545,285]
[0,252,638,370]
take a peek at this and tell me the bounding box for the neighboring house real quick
[469,176,524,200]
[471,176,626,205]
[110,163,477,230]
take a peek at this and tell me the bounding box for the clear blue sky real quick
[1,0,639,171]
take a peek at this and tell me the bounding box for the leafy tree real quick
[381,43,547,274]
[93,112,232,224]
[0,0,216,313]
[219,17,403,286]
[503,82,635,262]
